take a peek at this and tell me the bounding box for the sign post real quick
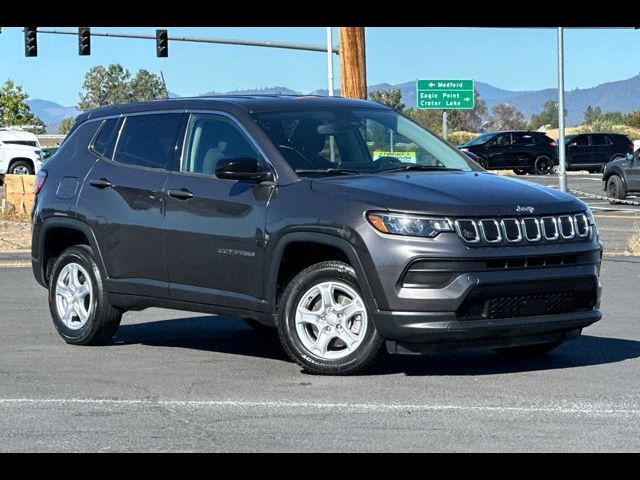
[416,79,475,141]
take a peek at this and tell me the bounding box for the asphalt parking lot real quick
[522,172,640,253]
[0,256,639,452]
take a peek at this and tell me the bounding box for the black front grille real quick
[457,278,597,320]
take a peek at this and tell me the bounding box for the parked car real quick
[602,150,640,201]
[0,127,45,181]
[31,96,602,375]
[458,130,558,175]
[563,133,633,173]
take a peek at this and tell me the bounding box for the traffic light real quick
[78,27,91,55]
[24,27,37,57]
[156,29,168,57]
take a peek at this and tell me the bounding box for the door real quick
[510,132,536,168]
[78,113,186,297]
[164,113,274,310]
[590,134,611,168]
[626,158,640,192]
[566,135,591,169]
[485,133,512,167]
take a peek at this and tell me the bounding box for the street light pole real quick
[557,27,567,193]
[326,27,335,96]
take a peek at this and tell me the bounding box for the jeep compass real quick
[32,96,602,375]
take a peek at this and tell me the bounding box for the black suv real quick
[564,133,634,173]
[459,131,558,175]
[32,96,602,375]
[602,150,640,200]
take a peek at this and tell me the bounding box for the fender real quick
[264,230,385,318]
[34,216,108,287]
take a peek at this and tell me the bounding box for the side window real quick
[183,114,263,175]
[494,134,511,146]
[591,134,608,146]
[114,113,184,169]
[575,135,589,147]
[92,118,120,159]
[512,133,534,146]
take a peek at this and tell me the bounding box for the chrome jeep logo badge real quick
[516,205,535,214]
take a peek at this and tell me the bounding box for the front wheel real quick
[9,160,33,175]
[606,175,626,202]
[513,168,529,175]
[277,261,384,375]
[48,245,122,345]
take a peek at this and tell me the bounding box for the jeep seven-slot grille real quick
[454,213,590,245]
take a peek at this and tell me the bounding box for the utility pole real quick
[339,27,367,99]
[557,27,567,193]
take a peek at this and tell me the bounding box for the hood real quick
[311,171,585,217]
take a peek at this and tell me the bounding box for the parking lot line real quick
[0,398,639,418]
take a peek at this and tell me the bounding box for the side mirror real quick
[215,157,274,183]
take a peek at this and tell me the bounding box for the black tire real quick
[513,168,529,175]
[606,175,626,202]
[533,155,553,175]
[243,318,275,333]
[9,160,34,175]
[48,245,121,345]
[494,340,563,357]
[277,261,384,375]
[476,156,489,170]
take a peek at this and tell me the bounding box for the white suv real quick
[0,127,45,179]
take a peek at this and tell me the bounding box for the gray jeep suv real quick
[31,96,603,374]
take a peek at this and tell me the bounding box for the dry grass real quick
[0,212,31,251]
[544,125,640,140]
[627,222,640,257]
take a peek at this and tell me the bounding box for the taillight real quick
[35,170,47,195]
[549,141,557,147]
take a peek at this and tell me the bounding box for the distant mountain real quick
[27,99,80,134]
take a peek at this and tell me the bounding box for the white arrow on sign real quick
[429,82,435,87]
[464,97,471,102]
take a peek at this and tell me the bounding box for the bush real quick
[447,131,477,146]
[575,120,632,135]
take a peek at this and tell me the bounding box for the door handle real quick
[167,189,194,200]
[89,178,113,189]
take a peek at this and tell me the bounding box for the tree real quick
[0,79,37,127]
[369,88,405,112]
[447,90,487,132]
[529,100,567,130]
[58,117,76,135]
[404,108,442,133]
[129,69,168,102]
[625,110,640,129]
[584,105,602,124]
[78,65,169,111]
[488,103,527,130]
[78,64,131,111]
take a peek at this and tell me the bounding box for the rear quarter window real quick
[91,118,121,159]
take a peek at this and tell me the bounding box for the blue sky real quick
[1,27,639,106]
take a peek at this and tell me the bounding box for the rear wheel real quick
[277,261,384,375]
[494,340,563,357]
[533,155,553,175]
[48,246,121,345]
[606,175,626,202]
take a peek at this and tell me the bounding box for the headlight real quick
[367,212,453,238]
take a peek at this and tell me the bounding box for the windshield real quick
[462,133,494,146]
[251,108,474,175]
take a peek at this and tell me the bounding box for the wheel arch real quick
[7,157,35,173]
[35,217,108,287]
[265,232,380,319]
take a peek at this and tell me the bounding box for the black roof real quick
[76,95,388,123]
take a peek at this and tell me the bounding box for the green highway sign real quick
[416,79,474,110]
